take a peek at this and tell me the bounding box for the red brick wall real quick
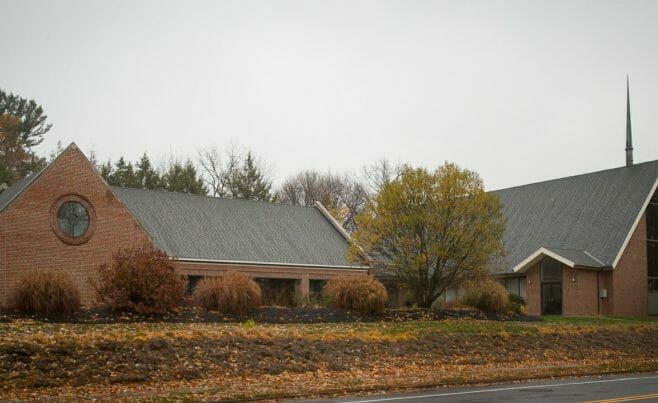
[0,145,151,306]
[562,267,600,315]
[525,264,541,315]
[601,270,614,315]
[611,212,648,316]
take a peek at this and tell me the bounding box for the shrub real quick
[10,270,80,316]
[460,278,508,313]
[324,276,388,314]
[95,245,186,314]
[192,272,261,315]
[507,293,527,315]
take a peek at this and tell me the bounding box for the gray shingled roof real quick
[0,170,45,213]
[112,187,358,268]
[492,160,658,274]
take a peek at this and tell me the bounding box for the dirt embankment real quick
[1,320,657,400]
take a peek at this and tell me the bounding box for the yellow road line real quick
[583,392,658,402]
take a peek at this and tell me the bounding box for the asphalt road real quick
[299,373,658,403]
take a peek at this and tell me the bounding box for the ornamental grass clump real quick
[192,272,262,315]
[324,276,388,315]
[507,293,527,315]
[460,278,509,313]
[10,270,81,316]
[95,245,186,314]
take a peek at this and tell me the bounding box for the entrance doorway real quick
[542,282,562,315]
[540,257,563,315]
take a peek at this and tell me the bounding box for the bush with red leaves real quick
[95,245,186,314]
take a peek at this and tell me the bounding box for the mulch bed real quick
[0,306,536,324]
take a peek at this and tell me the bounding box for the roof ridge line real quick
[313,201,352,241]
[491,158,658,193]
[111,186,317,209]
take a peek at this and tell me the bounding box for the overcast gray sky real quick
[1,0,657,190]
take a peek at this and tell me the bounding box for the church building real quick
[492,80,657,316]
[0,82,655,316]
[0,144,367,307]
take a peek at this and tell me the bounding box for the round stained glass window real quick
[57,201,90,237]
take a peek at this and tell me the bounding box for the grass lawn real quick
[1,315,657,400]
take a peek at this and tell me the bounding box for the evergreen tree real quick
[0,89,51,187]
[99,159,113,182]
[161,159,207,195]
[135,153,160,189]
[182,160,207,195]
[107,157,139,188]
[0,89,51,149]
[234,152,273,201]
[95,153,204,195]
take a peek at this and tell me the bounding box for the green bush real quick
[324,276,388,314]
[460,278,508,313]
[10,270,80,316]
[95,245,186,314]
[507,293,526,315]
[192,272,261,315]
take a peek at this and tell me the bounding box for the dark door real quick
[542,282,562,315]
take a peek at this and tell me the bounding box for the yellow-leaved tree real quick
[350,163,506,308]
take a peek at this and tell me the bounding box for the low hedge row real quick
[10,246,525,317]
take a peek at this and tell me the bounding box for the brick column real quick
[296,275,310,298]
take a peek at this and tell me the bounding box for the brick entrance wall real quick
[562,267,601,315]
[522,211,648,317]
[612,212,648,316]
[525,264,541,315]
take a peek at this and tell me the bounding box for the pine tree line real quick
[98,154,207,195]
[97,148,275,201]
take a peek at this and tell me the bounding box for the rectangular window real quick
[648,197,658,240]
[502,277,521,296]
[186,275,203,296]
[648,241,658,277]
[541,258,562,283]
[648,192,658,277]
[309,280,326,296]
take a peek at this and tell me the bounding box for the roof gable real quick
[493,160,658,273]
[0,143,82,214]
[511,247,608,273]
[111,187,358,268]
